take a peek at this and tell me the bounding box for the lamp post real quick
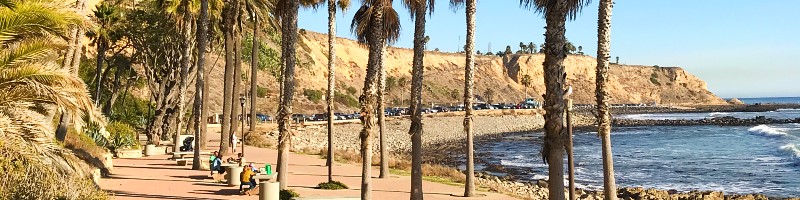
[239,95,246,157]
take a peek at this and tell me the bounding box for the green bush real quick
[280,189,300,200]
[106,121,140,153]
[303,89,324,103]
[317,181,349,190]
[346,86,357,95]
[110,93,153,130]
[650,77,660,85]
[257,86,269,98]
[83,120,108,148]
[334,91,359,108]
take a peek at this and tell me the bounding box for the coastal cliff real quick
[200,31,727,113]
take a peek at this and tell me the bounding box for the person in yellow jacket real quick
[240,165,256,195]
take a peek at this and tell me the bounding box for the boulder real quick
[728,98,745,105]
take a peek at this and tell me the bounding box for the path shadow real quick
[169,175,210,180]
[193,189,242,196]
[106,189,227,200]
[115,165,192,171]
[193,182,227,187]
[288,163,326,167]
[373,189,457,197]
[289,173,362,178]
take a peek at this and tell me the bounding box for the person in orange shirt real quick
[240,165,256,195]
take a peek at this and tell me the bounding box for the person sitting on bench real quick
[211,155,224,175]
[240,165,256,195]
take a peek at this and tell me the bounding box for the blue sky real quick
[298,1,800,98]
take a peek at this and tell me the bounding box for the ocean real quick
[478,111,800,197]
[733,97,800,105]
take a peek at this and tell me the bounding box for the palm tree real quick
[159,0,202,154]
[350,0,400,198]
[219,0,240,156]
[449,0,474,196]
[89,3,120,106]
[519,0,589,199]
[400,0,433,198]
[191,0,211,170]
[322,0,351,182]
[596,0,617,199]
[521,74,532,98]
[275,0,300,190]
[1,1,107,197]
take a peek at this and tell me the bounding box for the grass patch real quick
[317,180,349,190]
[334,91,359,108]
[303,89,324,103]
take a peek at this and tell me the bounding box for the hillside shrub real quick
[303,89,324,103]
[257,86,269,98]
[346,86,357,95]
[110,93,153,130]
[334,91,359,108]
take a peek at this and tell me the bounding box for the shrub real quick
[110,94,153,130]
[334,91,359,108]
[346,86,357,95]
[280,189,300,200]
[257,86,269,98]
[317,181,349,190]
[106,121,140,153]
[650,77,660,85]
[303,89,324,103]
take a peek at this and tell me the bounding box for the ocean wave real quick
[747,125,788,137]
[709,112,730,116]
[779,144,800,158]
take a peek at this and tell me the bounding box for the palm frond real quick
[0,0,14,9]
[519,0,590,20]
[402,0,433,18]
[0,1,84,44]
[350,2,400,45]
[0,40,58,68]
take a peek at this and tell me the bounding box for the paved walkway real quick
[101,127,516,200]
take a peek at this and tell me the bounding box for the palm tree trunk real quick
[94,37,107,105]
[231,25,243,150]
[541,2,569,199]
[220,1,236,156]
[378,44,388,179]
[360,2,387,199]
[250,19,259,132]
[325,0,337,182]
[409,2,427,199]
[175,13,194,154]
[596,0,617,199]
[277,0,299,190]
[462,0,476,196]
[192,0,209,170]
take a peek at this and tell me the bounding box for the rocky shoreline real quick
[253,114,799,199]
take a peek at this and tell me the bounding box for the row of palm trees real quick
[65,0,618,198]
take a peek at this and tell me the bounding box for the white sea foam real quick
[709,112,730,116]
[779,144,800,158]
[747,125,788,137]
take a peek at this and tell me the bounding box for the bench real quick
[175,158,191,166]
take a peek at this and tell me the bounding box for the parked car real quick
[291,114,309,123]
[311,114,328,121]
[448,105,465,111]
[256,114,272,122]
[334,113,348,120]
[432,106,450,113]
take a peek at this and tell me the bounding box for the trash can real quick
[227,166,243,186]
[144,144,156,156]
[259,181,279,200]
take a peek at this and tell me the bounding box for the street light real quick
[239,95,246,157]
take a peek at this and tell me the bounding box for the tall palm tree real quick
[400,0,433,198]
[56,0,89,142]
[519,0,589,199]
[160,0,202,154]
[192,0,211,170]
[596,0,617,199]
[275,0,300,190]
[350,0,400,198]
[219,0,240,156]
[242,0,272,134]
[90,3,120,106]
[449,0,474,196]
[321,0,351,182]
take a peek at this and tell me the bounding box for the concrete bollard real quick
[259,182,279,200]
[227,166,243,186]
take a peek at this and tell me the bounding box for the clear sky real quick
[298,1,800,98]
